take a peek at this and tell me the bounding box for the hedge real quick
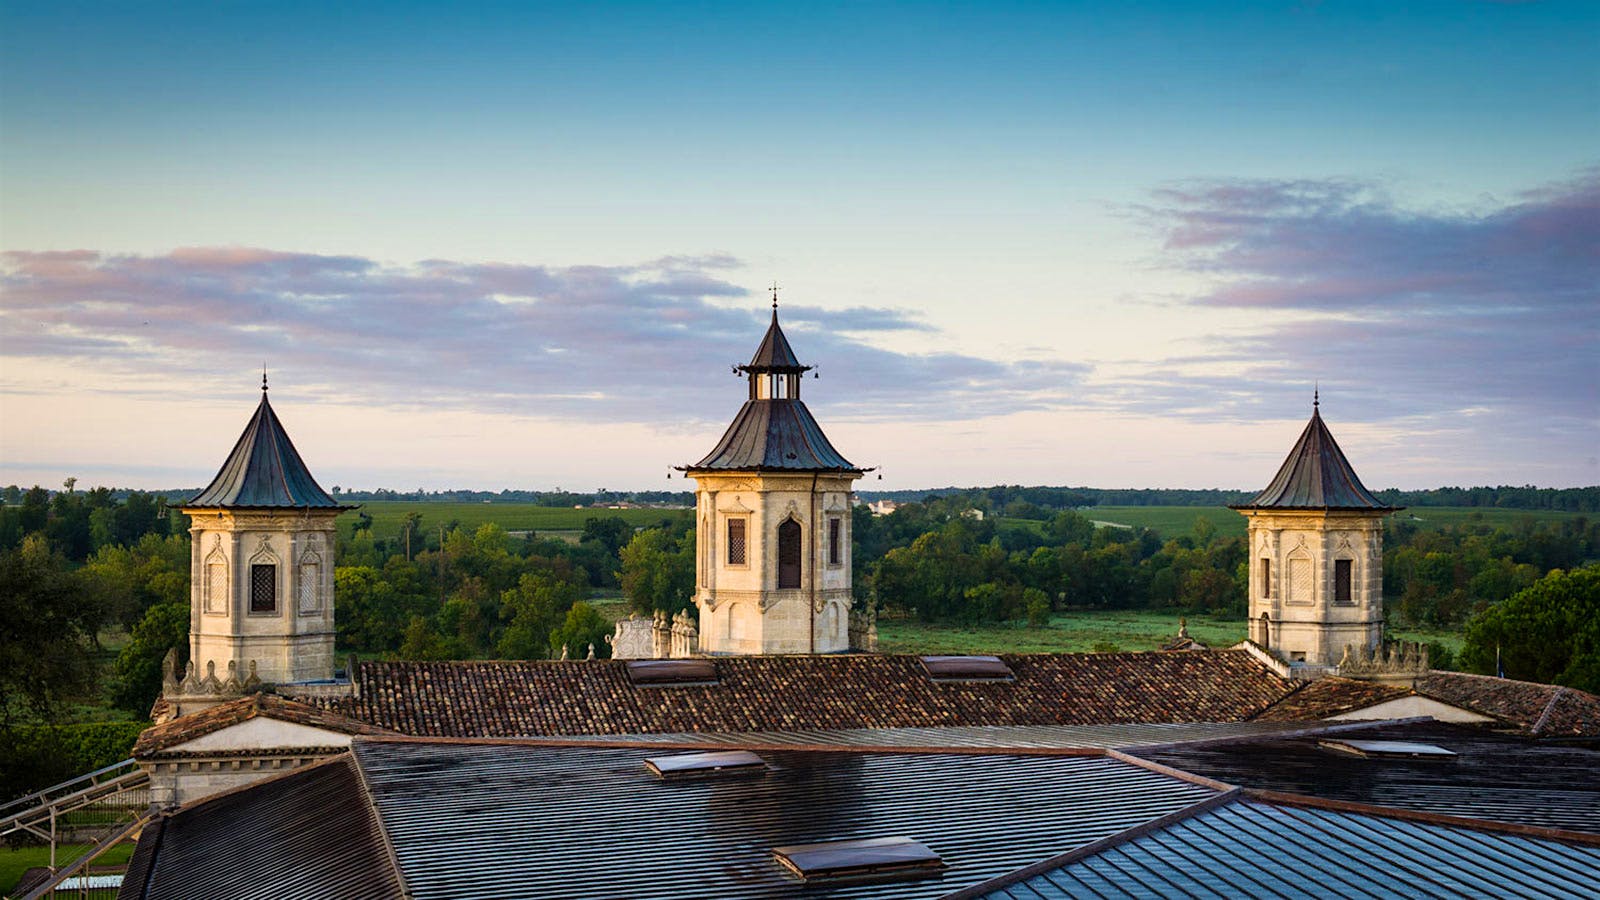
[0,721,148,802]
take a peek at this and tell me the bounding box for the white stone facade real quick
[1242,509,1386,667]
[184,508,341,685]
[690,471,860,654]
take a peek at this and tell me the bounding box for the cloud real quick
[0,249,1086,424]
[1129,169,1600,445]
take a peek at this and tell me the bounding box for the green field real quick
[877,609,1467,658]
[338,501,691,541]
[877,610,1248,655]
[1078,505,1580,540]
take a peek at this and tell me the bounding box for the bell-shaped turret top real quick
[687,295,858,473]
[1234,393,1393,511]
[186,378,345,509]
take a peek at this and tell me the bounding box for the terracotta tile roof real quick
[134,692,393,756]
[328,651,1295,737]
[1416,672,1600,737]
[1251,677,1414,721]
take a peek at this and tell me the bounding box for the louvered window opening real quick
[777,519,801,589]
[727,518,747,566]
[1259,558,1271,598]
[828,517,842,567]
[1334,559,1353,604]
[250,563,276,613]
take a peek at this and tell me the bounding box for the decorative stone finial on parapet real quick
[161,648,181,697]
[559,644,569,661]
[243,660,262,691]
[1177,617,1190,639]
[199,660,222,693]
[180,660,200,694]
[222,660,243,694]
[1339,639,1431,684]
[585,643,596,661]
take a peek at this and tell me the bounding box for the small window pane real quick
[1259,558,1271,599]
[251,563,276,613]
[828,518,842,566]
[727,518,747,566]
[1335,559,1353,603]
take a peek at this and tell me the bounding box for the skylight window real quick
[772,836,945,883]
[625,659,718,687]
[644,750,766,780]
[1318,739,1457,759]
[920,655,1014,682]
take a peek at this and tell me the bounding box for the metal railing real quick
[2,761,151,873]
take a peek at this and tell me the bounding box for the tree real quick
[0,536,99,723]
[549,602,612,660]
[497,571,588,659]
[1459,566,1600,693]
[618,527,694,615]
[112,601,190,714]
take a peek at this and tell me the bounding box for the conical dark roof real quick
[187,391,345,509]
[1235,405,1393,511]
[741,310,809,372]
[690,399,859,472]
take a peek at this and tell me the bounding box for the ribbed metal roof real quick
[1132,721,1600,834]
[123,756,404,900]
[353,741,1216,899]
[975,798,1600,899]
[186,390,344,509]
[1235,403,1392,511]
[690,398,859,471]
[547,721,1322,750]
[742,308,809,372]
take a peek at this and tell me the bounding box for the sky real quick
[1,1,1596,493]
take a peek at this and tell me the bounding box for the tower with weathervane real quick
[679,292,864,654]
[1233,393,1397,666]
[181,376,351,688]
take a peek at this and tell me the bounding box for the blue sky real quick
[2,1,1596,491]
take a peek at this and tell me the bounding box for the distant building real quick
[868,499,900,516]
[1233,393,1395,667]
[678,296,864,655]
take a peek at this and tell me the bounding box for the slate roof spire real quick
[741,294,811,374]
[1233,394,1393,511]
[187,381,345,509]
[686,295,857,473]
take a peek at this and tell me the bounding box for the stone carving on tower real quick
[1232,393,1397,667]
[171,374,351,713]
[677,290,865,654]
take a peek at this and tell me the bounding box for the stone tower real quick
[1233,395,1397,666]
[680,297,864,654]
[181,377,349,687]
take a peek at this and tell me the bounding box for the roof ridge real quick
[1532,686,1570,736]
[1242,787,1600,847]
[937,789,1244,899]
[347,743,413,897]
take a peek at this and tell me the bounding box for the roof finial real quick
[262,364,269,393]
[1313,382,1319,411]
[770,281,780,311]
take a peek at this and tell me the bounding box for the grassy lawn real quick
[0,842,134,894]
[337,501,691,542]
[877,609,1249,655]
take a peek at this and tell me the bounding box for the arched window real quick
[204,547,228,615]
[1259,612,1271,646]
[777,519,802,589]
